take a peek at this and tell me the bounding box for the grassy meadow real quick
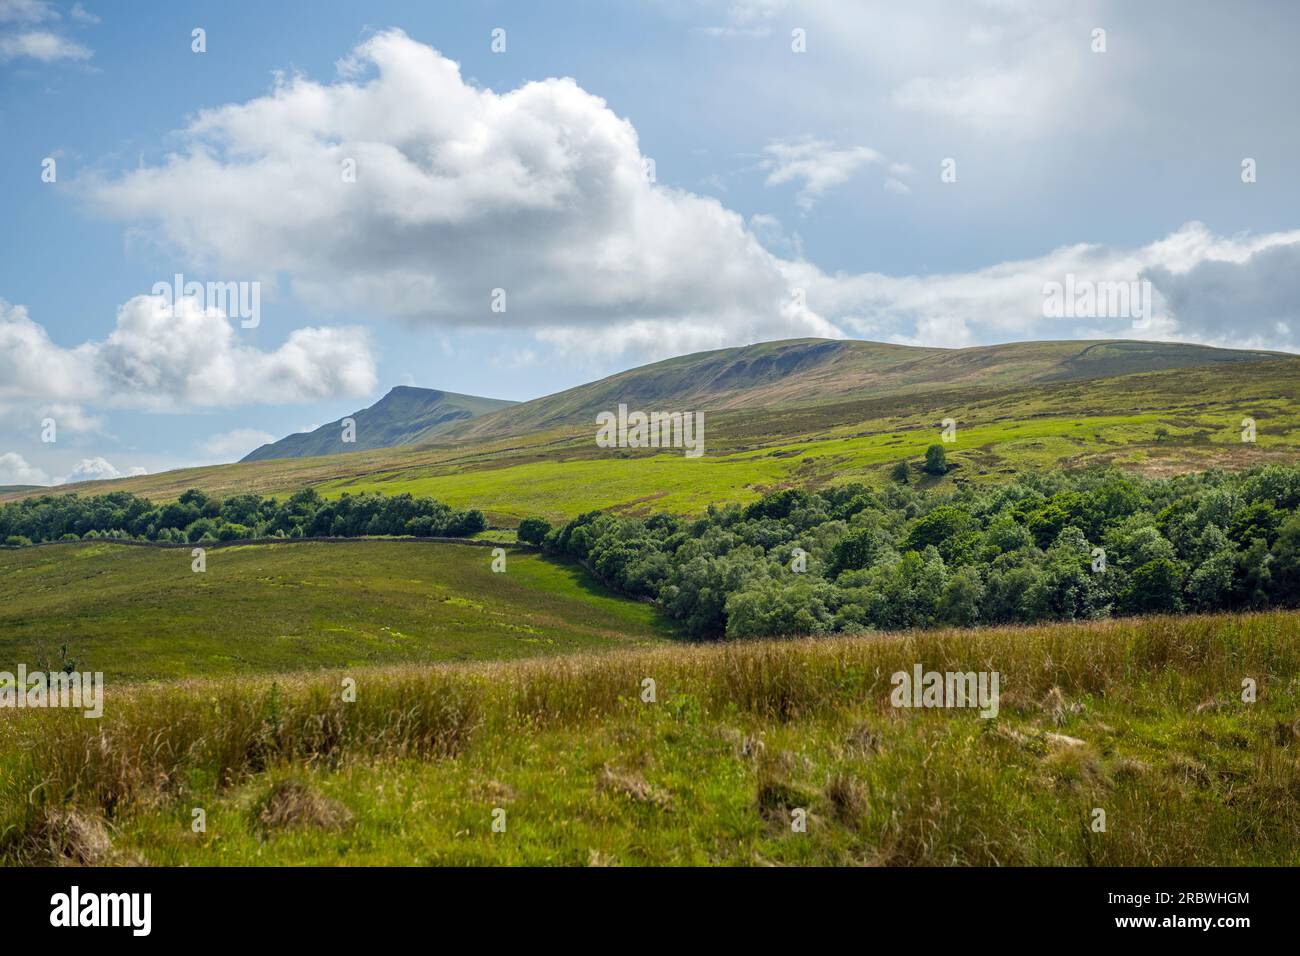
[3,344,1298,867]
[0,540,675,681]
[3,611,1297,866]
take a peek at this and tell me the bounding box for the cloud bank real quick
[79,29,1300,364]
[0,296,377,409]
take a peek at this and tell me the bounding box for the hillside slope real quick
[447,338,1288,439]
[0,540,672,680]
[4,338,1296,513]
[243,386,515,462]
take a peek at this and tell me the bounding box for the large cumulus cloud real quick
[82,29,1300,360]
[87,29,837,356]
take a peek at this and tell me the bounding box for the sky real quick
[2,0,1299,484]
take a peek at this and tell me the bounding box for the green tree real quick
[937,565,984,626]
[517,517,552,546]
[1120,558,1185,614]
[923,444,948,476]
[725,578,837,638]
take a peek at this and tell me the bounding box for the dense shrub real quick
[0,489,485,546]
[537,466,1300,638]
[517,517,552,545]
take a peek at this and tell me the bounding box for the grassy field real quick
[3,611,1296,866]
[3,343,1295,868]
[0,540,676,681]
[6,359,1298,524]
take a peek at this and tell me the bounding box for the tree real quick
[923,444,948,476]
[937,565,984,626]
[828,526,886,576]
[742,488,810,521]
[1120,558,1184,615]
[904,505,973,553]
[517,517,552,546]
[890,461,910,483]
[724,578,837,638]
[445,509,487,537]
[1185,550,1236,611]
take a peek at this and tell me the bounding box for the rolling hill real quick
[4,337,1298,519]
[242,386,515,462]
[443,338,1289,440]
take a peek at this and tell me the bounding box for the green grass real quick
[312,405,1299,521]
[0,540,676,681]
[4,611,1297,866]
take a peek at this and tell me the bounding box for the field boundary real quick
[0,535,537,552]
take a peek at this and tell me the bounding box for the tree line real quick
[518,465,1300,637]
[0,488,487,546]
[7,466,1299,639]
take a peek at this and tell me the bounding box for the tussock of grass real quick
[253,780,353,834]
[2,611,1298,865]
[5,806,115,866]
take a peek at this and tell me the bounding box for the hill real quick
[3,338,1297,519]
[242,386,515,462]
[445,338,1288,439]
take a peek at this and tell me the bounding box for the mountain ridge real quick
[242,337,1293,462]
[440,337,1290,441]
[241,386,516,462]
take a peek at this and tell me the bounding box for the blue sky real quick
[2,0,1299,484]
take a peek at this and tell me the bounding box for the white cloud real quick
[760,138,886,210]
[0,451,48,486]
[69,3,99,24]
[76,30,1300,364]
[0,296,378,409]
[37,403,104,435]
[87,30,825,345]
[748,213,803,258]
[56,457,146,486]
[0,29,90,62]
[699,0,788,37]
[200,428,277,460]
[789,221,1300,350]
[0,0,57,25]
[0,451,150,490]
[799,0,1104,133]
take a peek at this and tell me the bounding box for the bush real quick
[0,488,480,546]
[445,509,487,537]
[923,444,949,476]
[517,517,552,546]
